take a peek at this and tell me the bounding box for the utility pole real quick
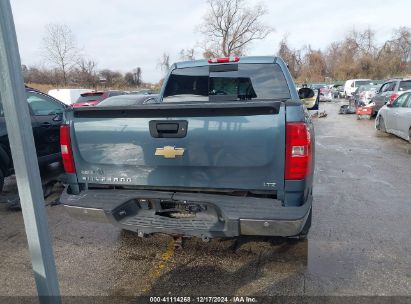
[0,1,61,303]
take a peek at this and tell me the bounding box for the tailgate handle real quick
[149,120,188,138]
[156,123,179,133]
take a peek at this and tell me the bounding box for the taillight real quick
[389,93,399,102]
[285,122,312,180]
[60,124,76,173]
[208,57,240,63]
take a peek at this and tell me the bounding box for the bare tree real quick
[179,48,196,61]
[22,65,55,84]
[134,67,142,86]
[158,52,171,74]
[76,58,98,87]
[99,69,123,87]
[298,47,327,82]
[358,28,378,56]
[42,23,79,85]
[200,0,272,57]
[124,72,135,86]
[375,28,411,77]
[78,58,96,75]
[277,36,302,79]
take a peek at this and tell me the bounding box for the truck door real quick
[27,91,65,158]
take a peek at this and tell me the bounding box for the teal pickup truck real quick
[60,56,316,240]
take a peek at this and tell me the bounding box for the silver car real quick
[372,78,411,113]
[376,90,411,143]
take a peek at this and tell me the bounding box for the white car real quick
[376,90,411,143]
[344,79,372,98]
[48,88,92,105]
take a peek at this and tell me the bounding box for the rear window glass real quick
[354,81,371,87]
[311,84,326,90]
[357,85,371,92]
[386,82,396,91]
[369,85,380,91]
[399,81,411,91]
[76,92,104,103]
[97,95,159,107]
[163,63,290,102]
[108,91,124,97]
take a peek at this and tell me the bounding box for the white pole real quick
[0,1,61,303]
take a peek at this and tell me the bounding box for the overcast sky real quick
[10,0,411,83]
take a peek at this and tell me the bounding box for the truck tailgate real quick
[69,102,285,192]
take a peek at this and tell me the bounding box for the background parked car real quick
[48,88,92,105]
[330,84,345,98]
[376,90,411,143]
[310,84,332,101]
[72,90,126,107]
[96,94,159,107]
[372,78,411,113]
[0,87,66,192]
[353,84,381,106]
[344,79,372,97]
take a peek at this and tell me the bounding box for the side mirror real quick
[298,88,315,99]
[298,88,318,110]
[386,103,393,108]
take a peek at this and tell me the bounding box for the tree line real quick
[23,63,144,89]
[278,27,411,83]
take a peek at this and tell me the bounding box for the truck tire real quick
[298,208,312,240]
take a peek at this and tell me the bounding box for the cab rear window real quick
[163,63,290,102]
[399,80,411,91]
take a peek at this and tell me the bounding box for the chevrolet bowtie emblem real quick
[155,146,185,158]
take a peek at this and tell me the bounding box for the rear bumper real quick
[61,188,312,238]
